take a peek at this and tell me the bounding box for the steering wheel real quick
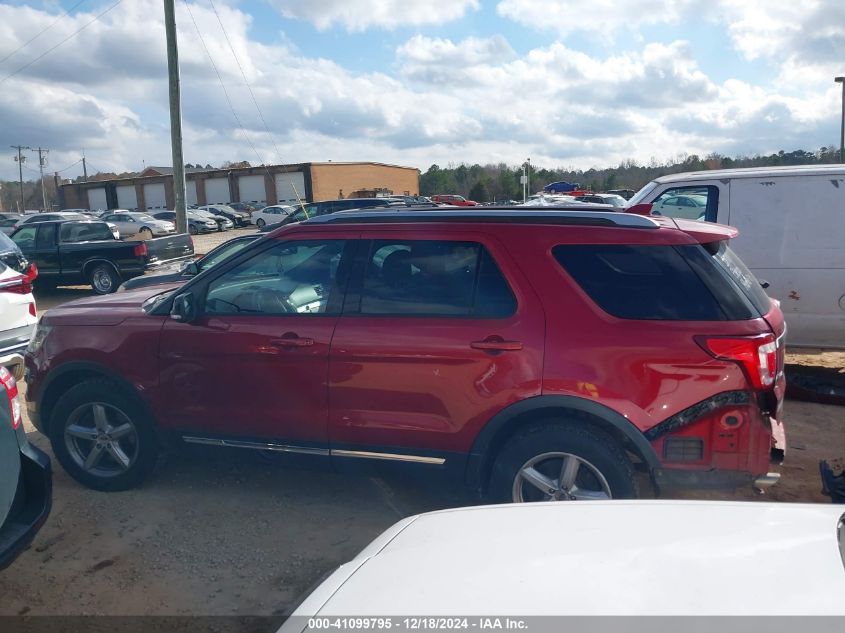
[233,288,297,314]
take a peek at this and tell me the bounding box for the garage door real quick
[116,185,138,210]
[143,183,167,210]
[237,175,266,205]
[205,178,230,204]
[87,188,107,211]
[274,172,306,204]
[186,180,198,206]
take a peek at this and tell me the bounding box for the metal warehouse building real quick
[59,161,420,211]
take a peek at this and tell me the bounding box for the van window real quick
[650,185,718,221]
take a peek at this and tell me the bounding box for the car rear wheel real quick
[255,218,265,228]
[88,263,119,295]
[489,422,637,503]
[48,379,160,491]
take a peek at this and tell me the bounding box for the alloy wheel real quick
[512,451,611,502]
[64,403,140,477]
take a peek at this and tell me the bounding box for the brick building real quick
[59,161,420,211]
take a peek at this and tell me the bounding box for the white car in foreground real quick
[285,501,845,624]
[0,260,37,380]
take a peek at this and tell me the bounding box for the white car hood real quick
[295,501,845,616]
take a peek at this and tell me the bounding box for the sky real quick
[0,0,843,181]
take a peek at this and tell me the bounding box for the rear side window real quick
[35,224,56,249]
[704,241,771,315]
[553,244,760,321]
[60,222,112,242]
[359,240,516,318]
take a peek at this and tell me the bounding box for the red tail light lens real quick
[133,242,149,257]
[0,274,32,294]
[24,261,38,282]
[29,302,37,317]
[0,366,22,430]
[697,333,777,390]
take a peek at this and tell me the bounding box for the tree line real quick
[2,147,841,212]
[420,146,843,202]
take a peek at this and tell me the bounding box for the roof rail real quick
[305,206,660,229]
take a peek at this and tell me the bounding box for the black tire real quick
[488,421,638,503]
[255,218,265,229]
[188,223,198,235]
[88,263,120,295]
[138,227,153,240]
[48,378,160,491]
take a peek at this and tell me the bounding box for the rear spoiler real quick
[624,203,738,243]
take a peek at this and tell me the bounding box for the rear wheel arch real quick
[466,395,660,494]
[39,362,159,438]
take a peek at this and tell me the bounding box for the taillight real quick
[0,274,32,294]
[24,261,38,282]
[133,242,148,257]
[0,366,22,430]
[697,333,777,390]
[29,302,36,317]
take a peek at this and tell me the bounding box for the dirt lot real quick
[2,230,843,616]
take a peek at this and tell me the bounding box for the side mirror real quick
[182,261,199,276]
[759,279,770,289]
[170,292,196,322]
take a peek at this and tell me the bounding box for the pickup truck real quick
[9,220,194,294]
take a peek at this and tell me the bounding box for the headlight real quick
[26,320,52,354]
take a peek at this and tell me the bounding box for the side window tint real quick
[35,224,56,249]
[12,226,37,247]
[359,240,515,318]
[553,244,726,321]
[651,186,717,221]
[205,240,348,316]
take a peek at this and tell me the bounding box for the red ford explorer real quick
[24,208,786,500]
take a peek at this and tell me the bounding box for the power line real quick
[0,0,123,85]
[55,158,84,173]
[0,0,89,66]
[205,0,304,207]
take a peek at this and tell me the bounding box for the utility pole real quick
[526,157,531,197]
[35,148,49,211]
[82,150,88,181]
[836,77,845,163]
[163,0,187,233]
[11,145,31,213]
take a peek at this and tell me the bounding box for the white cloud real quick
[0,0,840,182]
[495,0,704,38]
[266,0,480,32]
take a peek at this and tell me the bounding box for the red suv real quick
[24,208,786,500]
[430,195,479,207]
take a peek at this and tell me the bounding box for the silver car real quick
[100,211,176,240]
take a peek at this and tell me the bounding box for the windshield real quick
[135,214,157,222]
[626,181,659,207]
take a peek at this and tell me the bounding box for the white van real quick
[628,165,845,348]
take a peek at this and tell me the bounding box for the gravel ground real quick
[2,233,844,616]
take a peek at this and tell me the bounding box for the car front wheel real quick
[255,218,265,228]
[49,379,160,491]
[489,422,638,503]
